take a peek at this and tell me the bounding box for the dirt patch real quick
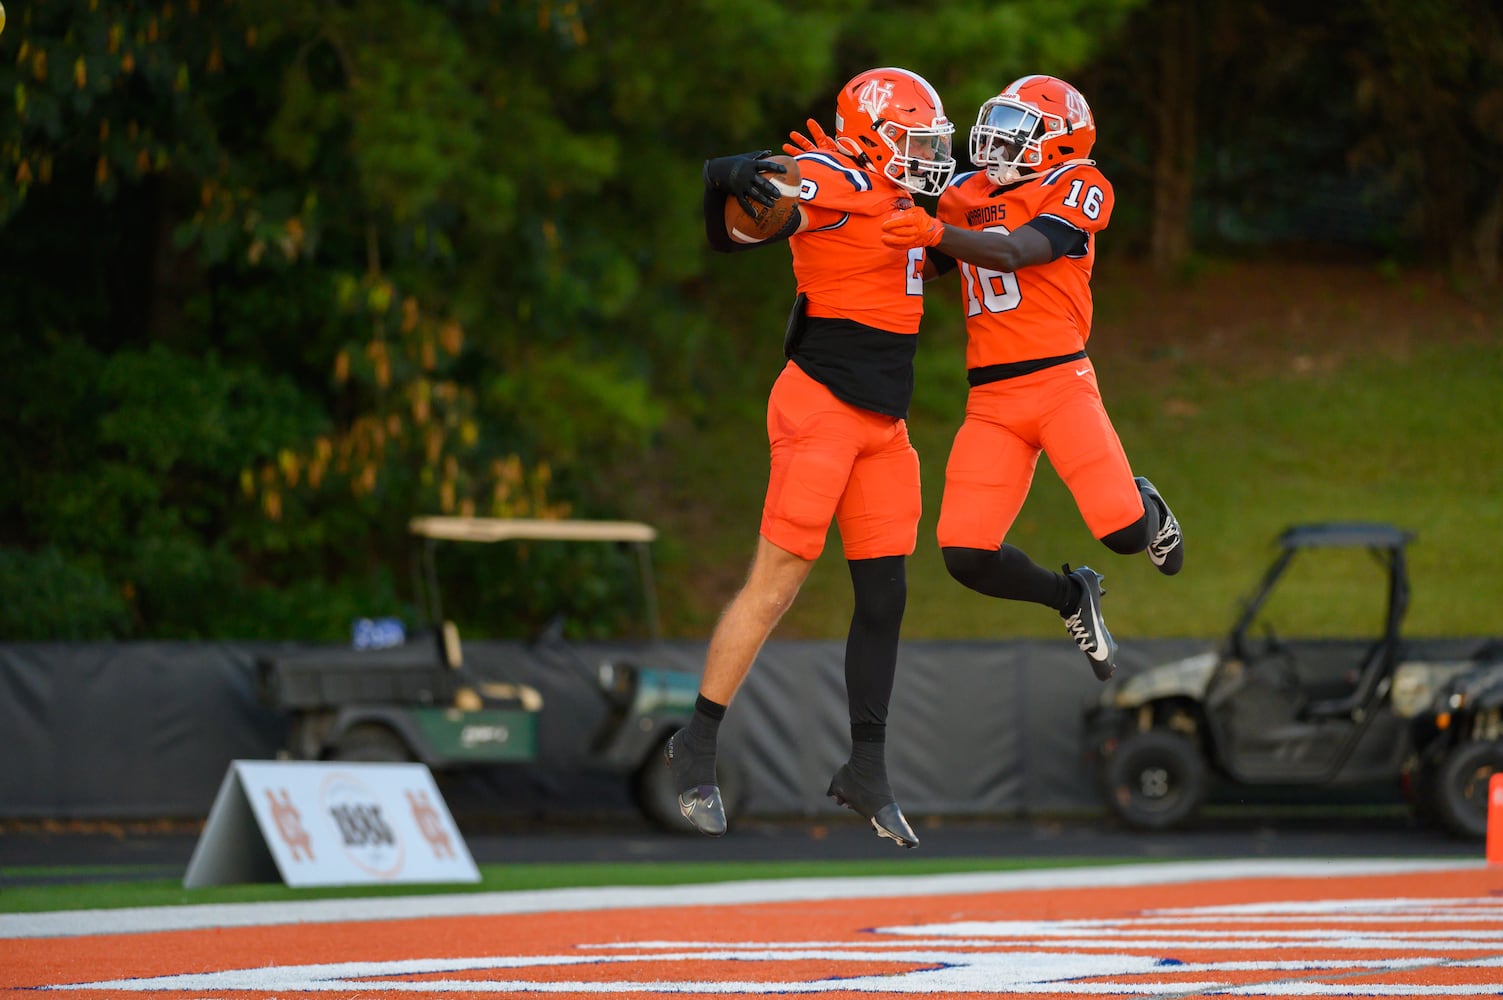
[1094,258,1496,377]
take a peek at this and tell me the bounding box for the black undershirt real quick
[790,316,917,420]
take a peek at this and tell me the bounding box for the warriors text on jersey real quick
[936,163,1113,373]
[787,151,929,418]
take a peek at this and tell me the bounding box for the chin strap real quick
[986,157,1096,186]
[834,135,874,170]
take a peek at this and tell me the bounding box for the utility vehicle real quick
[256,517,735,832]
[1085,522,1503,839]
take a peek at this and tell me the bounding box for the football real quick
[724,155,802,244]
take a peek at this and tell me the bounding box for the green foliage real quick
[862,0,1140,110]
[0,548,128,639]
[1351,0,1503,271]
[0,1,235,218]
[6,0,1492,642]
[487,353,666,469]
[0,334,334,638]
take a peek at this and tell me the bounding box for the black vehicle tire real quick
[633,737,743,834]
[327,723,415,763]
[1431,740,1503,840]
[1101,729,1207,831]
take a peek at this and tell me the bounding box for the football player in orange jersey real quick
[878,74,1185,682]
[665,67,956,847]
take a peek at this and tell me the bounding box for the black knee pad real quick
[941,546,993,589]
[1100,514,1150,555]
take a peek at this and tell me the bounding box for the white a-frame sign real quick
[184,760,480,888]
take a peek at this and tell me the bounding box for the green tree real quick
[0,0,1146,640]
[1352,0,1503,283]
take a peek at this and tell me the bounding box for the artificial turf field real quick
[2,858,1498,997]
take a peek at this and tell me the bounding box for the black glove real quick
[703,149,788,217]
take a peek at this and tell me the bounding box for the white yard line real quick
[0,858,1483,940]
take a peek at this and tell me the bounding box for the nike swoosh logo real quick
[1075,367,1091,376]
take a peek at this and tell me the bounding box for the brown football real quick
[723,155,802,244]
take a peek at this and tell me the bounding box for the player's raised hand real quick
[783,119,837,157]
[880,205,944,249]
[704,150,789,216]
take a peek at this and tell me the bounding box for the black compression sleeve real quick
[1021,216,1088,260]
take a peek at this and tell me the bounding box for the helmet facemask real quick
[973,95,1094,184]
[970,97,1059,185]
[876,119,956,196]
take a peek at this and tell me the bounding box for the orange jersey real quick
[936,163,1113,368]
[790,151,928,334]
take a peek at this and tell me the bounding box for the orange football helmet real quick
[969,75,1096,185]
[833,67,956,196]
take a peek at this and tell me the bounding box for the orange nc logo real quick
[859,78,894,121]
[407,789,454,859]
[267,788,314,862]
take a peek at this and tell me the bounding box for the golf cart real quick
[1084,522,1503,839]
[256,517,732,832]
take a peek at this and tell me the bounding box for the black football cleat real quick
[1061,564,1118,681]
[1137,476,1184,576]
[664,731,726,838]
[826,764,919,849]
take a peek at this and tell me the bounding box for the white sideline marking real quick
[0,858,1482,940]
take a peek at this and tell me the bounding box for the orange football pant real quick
[761,361,921,561]
[936,362,1143,550]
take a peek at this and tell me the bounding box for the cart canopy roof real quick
[1277,522,1413,551]
[409,516,657,545]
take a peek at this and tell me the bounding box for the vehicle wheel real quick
[1431,740,1503,840]
[1101,729,1206,831]
[633,737,744,834]
[327,723,415,763]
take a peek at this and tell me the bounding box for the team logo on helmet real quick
[858,78,894,121]
[1064,88,1091,127]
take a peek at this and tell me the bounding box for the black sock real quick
[684,694,725,750]
[1059,573,1085,615]
[845,724,891,795]
[670,695,724,787]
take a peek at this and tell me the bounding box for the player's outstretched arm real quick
[881,206,1056,272]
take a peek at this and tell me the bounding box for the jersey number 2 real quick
[959,225,1021,316]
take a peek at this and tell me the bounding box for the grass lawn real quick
[640,259,1502,642]
[1,856,1133,914]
